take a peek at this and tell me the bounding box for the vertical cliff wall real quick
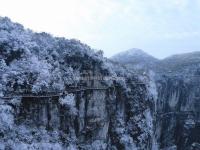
[155,74,200,150]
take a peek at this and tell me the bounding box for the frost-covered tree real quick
[59,94,77,116]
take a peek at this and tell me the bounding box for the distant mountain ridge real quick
[160,51,200,73]
[112,49,200,74]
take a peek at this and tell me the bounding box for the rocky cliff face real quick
[154,64,200,150]
[0,18,154,150]
[154,75,200,150]
[112,49,200,150]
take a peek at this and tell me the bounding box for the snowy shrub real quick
[62,66,80,85]
[0,84,3,97]
[90,140,107,150]
[50,68,65,91]
[120,135,137,150]
[59,94,77,116]
[59,94,75,106]
[7,142,63,150]
[0,143,5,150]
[31,59,52,93]
[0,105,14,131]
[66,144,78,150]
[10,97,22,107]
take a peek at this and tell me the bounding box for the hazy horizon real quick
[1,0,200,59]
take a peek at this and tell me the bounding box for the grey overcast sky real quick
[0,0,200,58]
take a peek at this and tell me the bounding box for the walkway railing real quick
[0,86,109,99]
[155,111,195,118]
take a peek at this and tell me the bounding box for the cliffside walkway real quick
[156,111,195,118]
[0,86,109,99]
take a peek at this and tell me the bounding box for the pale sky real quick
[0,0,200,58]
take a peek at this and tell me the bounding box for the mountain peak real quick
[114,48,148,58]
[111,48,158,62]
[122,48,147,55]
[111,48,159,71]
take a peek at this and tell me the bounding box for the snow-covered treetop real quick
[0,17,107,95]
[0,17,147,95]
[112,47,200,76]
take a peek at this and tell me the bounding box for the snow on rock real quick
[59,94,75,106]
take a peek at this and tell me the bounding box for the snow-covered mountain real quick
[112,48,159,73]
[0,17,154,150]
[112,49,200,75]
[112,48,157,63]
